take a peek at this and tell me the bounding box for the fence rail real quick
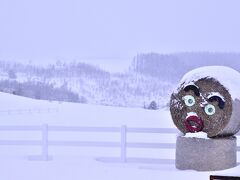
[0,124,239,162]
[0,108,58,115]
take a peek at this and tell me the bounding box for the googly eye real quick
[182,95,195,107]
[204,104,216,116]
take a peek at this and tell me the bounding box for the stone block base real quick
[176,135,237,171]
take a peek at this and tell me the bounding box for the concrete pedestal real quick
[176,135,237,171]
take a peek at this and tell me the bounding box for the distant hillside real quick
[0,60,173,108]
[131,52,240,82]
[1,52,239,108]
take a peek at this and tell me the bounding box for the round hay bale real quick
[170,66,240,137]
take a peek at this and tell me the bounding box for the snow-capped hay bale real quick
[170,66,240,137]
[176,135,237,171]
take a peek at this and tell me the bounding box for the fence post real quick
[41,124,49,160]
[120,125,127,163]
[28,124,51,161]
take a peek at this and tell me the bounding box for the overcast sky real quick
[0,0,240,67]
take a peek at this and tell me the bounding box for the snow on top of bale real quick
[178,66,240,100]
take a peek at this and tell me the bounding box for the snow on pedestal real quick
[185,132,209,139]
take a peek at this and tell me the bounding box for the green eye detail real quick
[204,104,216,116]
[183,95,195,107]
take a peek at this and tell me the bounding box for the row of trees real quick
[0,61,110,80]
[131,52,240,83]
[0,80,85,103]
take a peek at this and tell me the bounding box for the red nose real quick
[184,115,204,133]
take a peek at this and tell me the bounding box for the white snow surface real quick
[178,66,240,100]
[186,112,198,118]
[207,92,225,101]
[0,92,239,180]
[185,132,209,139]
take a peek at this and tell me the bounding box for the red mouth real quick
[184,115,204,133]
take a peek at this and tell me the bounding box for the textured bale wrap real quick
[170,66,240,137]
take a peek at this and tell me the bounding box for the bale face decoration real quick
[170,66,240,138]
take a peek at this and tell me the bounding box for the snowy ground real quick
[0,92,239,180]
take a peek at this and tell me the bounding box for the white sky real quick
[0,0,240,69]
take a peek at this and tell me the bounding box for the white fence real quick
[0,124,239,163]
[0,108,59,115]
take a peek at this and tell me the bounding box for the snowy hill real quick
[0,91,173,127]
[0,92,239,180]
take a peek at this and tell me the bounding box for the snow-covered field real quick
[0,92,239,180]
